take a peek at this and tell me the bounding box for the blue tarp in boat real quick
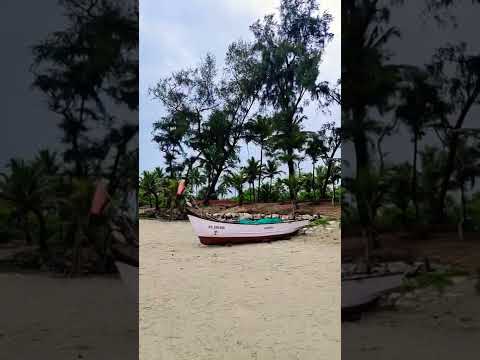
[238,217,283,225]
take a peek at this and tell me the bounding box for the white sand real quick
[342,277,480,359]
[140,219,340,360]
[0,273,138,359]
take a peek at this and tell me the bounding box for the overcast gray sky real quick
[0,0,63,172]
[1,0,137,173]
[342,0,480,177]
[139,0,341,174]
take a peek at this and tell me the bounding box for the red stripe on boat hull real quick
[198,231,299,245]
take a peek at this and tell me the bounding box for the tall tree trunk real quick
[437,90,478,221]
[154,193,159,210]
[74,97,86,177]
[108,146,123,196]
[33,209,47,252]
[312,162,316,200]
[461,181,467,222]
[203,170,221,206]
[287,150,296,202]
[270,177,273,202]
[352,107,376,259]
[459,180,466,240]
[169,159,174,179]
[23,217,33,245]
[437,135,458,222]
[321,159,333,198]
[412,131,419,222]
[332,180,336,205]
[258,143,263,203]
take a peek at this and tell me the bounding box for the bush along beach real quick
[0,0,138,276]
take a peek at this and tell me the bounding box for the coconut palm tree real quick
[244,157,261,203]
[188,167,206,199]
[250,0,332,202]
[419,146,448,222]
[305,132,325,200]
[387,163,413,225]
[245,115,273,197]
[270,119,307,202]
[396,69,445,222]
[224,171,247,205]
[343,0,402,256]
[216,182,229,200]
[139,170,160,210]
[34,149,59,176]
[264,160,283,201]
[314,165,328,197]
[453,140,480,235]
[330,160,342,205]
[0,159,51,251]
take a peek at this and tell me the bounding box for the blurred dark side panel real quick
[0,1,138,359]
[342,0,479,358]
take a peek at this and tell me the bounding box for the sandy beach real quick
[140,219,340,360]
[342,277,480,359]
[0,272,138,359]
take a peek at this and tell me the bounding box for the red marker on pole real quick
[176,180,186,196]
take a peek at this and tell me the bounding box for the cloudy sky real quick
[0,0,64,171]
[1,0,137,173]
[139,0,341,173]
[342,1,480,177]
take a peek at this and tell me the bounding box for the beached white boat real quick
[187,213,309,245]
[342,272,404,310]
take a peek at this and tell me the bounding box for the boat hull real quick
[342,273,404,310]
[187,214,309,245]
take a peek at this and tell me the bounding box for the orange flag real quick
[177,180,186,196]
[90,180,110,215]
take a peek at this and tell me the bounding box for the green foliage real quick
[31,0,138,177]
[401,270,467,293]
[150,1,337,204]
[150,41,260,203]
[307,217,330,227]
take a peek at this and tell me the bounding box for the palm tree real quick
[314,165,328,197]
[244,157,261,203]
[32,1,138,178]
[0,159,51,251]
[139,170,160,210]
[224,171,247,205]
[330,160,341,205]
[250,1,331,202]
[188,168,206,199]
[305,132,324,200]
[343,0,401,256]
[264,160,283,201]
[453,140,480,236]
[216,182,229,200]
[271,119,307,202]
[388,163,413,225]
[396,69,444,222]
[245,116,273,199]
[34,149,59,176]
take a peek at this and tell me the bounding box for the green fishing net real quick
[238,217,283,224]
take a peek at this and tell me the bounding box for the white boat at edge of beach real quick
[187,212,310,245]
